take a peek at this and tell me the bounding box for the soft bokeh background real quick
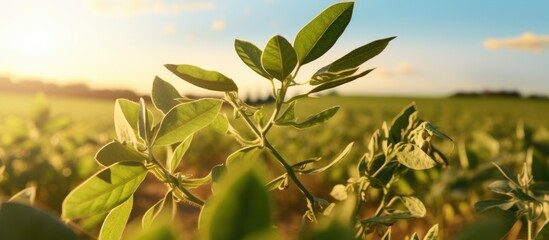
[1,0,548,97]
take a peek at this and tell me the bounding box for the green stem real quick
[148,149,205,206]
[264,139,317,217]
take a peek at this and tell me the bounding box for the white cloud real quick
[212,19,225,31]
[87,0,215,16]
[375,62,416,80]
[397,62,415,74]
[161,24,176,34]
[484,32,549,53]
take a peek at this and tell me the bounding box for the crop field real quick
[1,92,548,239]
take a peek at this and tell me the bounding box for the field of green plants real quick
[1,92,548,239]
[1,2,548,239]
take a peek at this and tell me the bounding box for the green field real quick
[1,92,549,239]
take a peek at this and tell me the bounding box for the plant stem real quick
[528,219,532,240]
[264,139,318,218]
[148,149,205,206]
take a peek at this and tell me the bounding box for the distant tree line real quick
[0,77,148,102]
[452,90,548,100]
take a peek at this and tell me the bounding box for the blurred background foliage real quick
[1,93,548,239]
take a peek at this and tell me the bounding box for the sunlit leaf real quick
[211,164,227,195]
[199,163,272,240]
[95,140,147,167]
[265,175,286,192]
[299,142,353,175]
[9,186,36,205]
[487,180,515,195]
[399,196,426,218]
[98,197,133,240]
[317,37,396,74]
[168,135,193,173]
[283,106,340,129]
[226,147,262,170]
[423,224,438,240]
[275,101,296,125]
[142,191,174,229]
[210,114,229,134]
[152,76,183,114]
[114,99,154,143]
[154,99,223,145]
[261,35,297,81]
[474,199,515,213]
[0,202,77,240]
[309,67,358,85]
[393,143,437,170]
[308,68,374,93]
[294,2,354,65]
[389,103,417,143]
[492,162,520,186]
[62,161,148,219]
[234,39,272,79]
[138,98,152,144]
[165,64,238,92]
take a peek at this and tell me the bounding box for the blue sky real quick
[1,0,548,97]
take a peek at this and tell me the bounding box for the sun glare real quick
[5,20,63,58]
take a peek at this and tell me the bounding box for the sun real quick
[5,19,63,58]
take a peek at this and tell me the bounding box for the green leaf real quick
[422,121,453,142]
[168,135,193,173]
[0,202,77,240]
[154,98,223,145]
[132,224,177,240]
[142,191,174,229]
[492,162,520,186]
[210,114,229,134]
[291,157,321,171]
[452,209,516,240]
[535,222,549,240]
[152,76,182,114]
[62,161,148,219]
[138,98,152,144]
[531,182,549,195]
[399,196,426,218]
[381,228,391,240]
[318,37,396,74]
[410,233,420,240]
[180,173,212,189]
[389,103,417,143]
[165,64,238,92]
[199,163,272,240]
[393,143,437,170]
[474,199,515,213]
[510,188,539,202]
[0,158,4,175]
[95,140,147,167]
[234,39,272,79]
[98,196,133,240]
[211,164,227,195]
[226,147,262,170]
[294,2,354,65]
[363,213,415,224]
[284,106,340,129]
[9,186,36,205]
[308,68,374,93]
[261,35,297,81]
[265,175,287,192]
[487,180,515,195]
[309,67,358,85]
[114,99,154,143]
[423,224,438,240]
[299,142,353,175]
[275,101,296,125]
